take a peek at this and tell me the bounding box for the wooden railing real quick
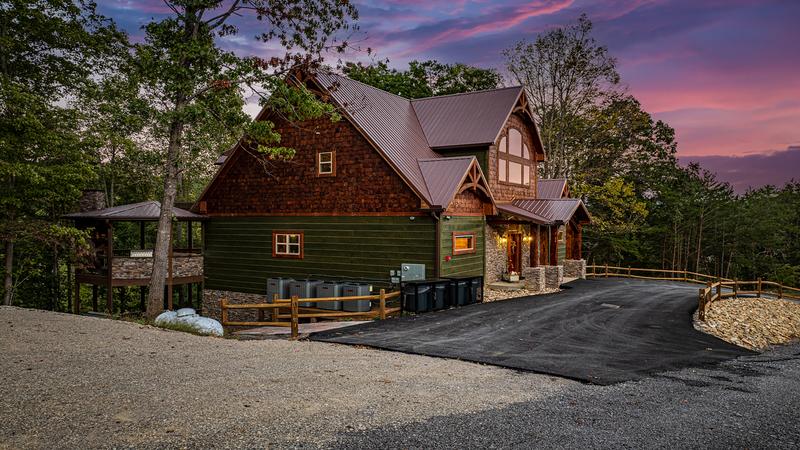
[587,265,800,321]
[220,289,401,339]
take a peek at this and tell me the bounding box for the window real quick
[273,231,303,258]
[317,151,335,176]
[452,232,476,255]
[497,128,531,186]
[557,225,566,242]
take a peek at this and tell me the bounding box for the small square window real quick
[317,151,335,176]
[273,231,303,258]
[452,232,476,255]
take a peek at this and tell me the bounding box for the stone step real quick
[487,281,526,291]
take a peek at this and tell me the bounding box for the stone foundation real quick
[112,255,203,279]
[563,259,587,279]
[484,223,533,283]
[522,267,545,291]
[544,265,564,290]
[203,289,266,323]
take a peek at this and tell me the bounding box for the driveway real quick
[312,278,754,384]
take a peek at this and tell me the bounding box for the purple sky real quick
[98,0,799,190]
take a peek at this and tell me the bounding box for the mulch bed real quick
[695,297,800,350]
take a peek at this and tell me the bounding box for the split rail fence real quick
[219,289,401,339]
[587,265,800,321]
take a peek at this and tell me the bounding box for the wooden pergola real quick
[64,201,206,315]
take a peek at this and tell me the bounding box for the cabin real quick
[195,72,590,319]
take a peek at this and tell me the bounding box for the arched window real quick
[497,128,531,186]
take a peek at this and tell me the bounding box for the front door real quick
[507,232,523,274]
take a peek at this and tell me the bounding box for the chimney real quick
[79,189,106,212]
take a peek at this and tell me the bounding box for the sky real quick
[98,0,799,191]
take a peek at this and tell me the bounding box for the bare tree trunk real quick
[695,210,704,272]
[3,240,13,306]
[52,244,59,311]
[145,112,184,319]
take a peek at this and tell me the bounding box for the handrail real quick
[586,265,800,321]
[219,289,400,339]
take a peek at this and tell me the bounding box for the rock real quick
[544,266,563,290]
[522,267,545,292]
[695,297,800,350]
[154,311,177,326]
[563,259,586,279]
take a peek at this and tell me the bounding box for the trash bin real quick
[447,279,469,306]
[289,279,323,308]
[342,283,371,312]
[403,283,431,312]
[316,282,343,311]
[467,276,483,304]
[431,281,449,310]
[267,277,294,301]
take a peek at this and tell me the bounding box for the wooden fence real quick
[586,265,800,321]
[220,289,401,339]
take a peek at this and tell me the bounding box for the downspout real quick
[431,211,442,279]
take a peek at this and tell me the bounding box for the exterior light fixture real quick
[409,216,416,221]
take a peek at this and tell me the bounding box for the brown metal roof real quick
[511,198,590,224]
[64,201,205,221]
[315,72,439,204]
[537,178,567,199]
[495,203,551,225]
[411,87,523,148]
[418,156,477,208]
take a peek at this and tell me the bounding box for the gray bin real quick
[289,279,323,308]
[342,283,371,312]
[316,282,343,311]
[267,277,294,301]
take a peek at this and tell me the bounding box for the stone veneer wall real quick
[563,259,587,279]
[203,289,266,323]
[544,265,564,290]
[522,267,545,291]
[111,256,203,279]
[484,223,533,283]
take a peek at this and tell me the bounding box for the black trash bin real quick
[403,283,432,312]
[467,276,483,304]
[448,279,469,306]
[432,282,448,310]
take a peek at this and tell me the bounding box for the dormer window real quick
[497,128,531,186]
[317,151,335,176]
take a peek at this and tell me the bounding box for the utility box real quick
[316,282,343,311]
[289,279,323,308]
[399,263,425,282]
[342,283,371,312]
[266,277,294,301]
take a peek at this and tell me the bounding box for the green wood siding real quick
[558,239,566,264]
[204,216,436,293]
[439,216,485,277]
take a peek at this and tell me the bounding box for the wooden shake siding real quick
[204,216,436,293]
[439,216,485,277]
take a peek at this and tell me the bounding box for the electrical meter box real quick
[399,263,425,282]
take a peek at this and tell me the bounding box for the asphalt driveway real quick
[312,278,754,384]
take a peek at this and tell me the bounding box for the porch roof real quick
[64,201,206,222]
[496,198,591,225]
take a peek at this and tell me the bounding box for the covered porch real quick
[64,201,206,315]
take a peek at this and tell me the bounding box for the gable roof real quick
[64,201,205,222]
[537,178,568,199]
[511,198,590,224]
[411,87,523,148]
[418,156,492,209]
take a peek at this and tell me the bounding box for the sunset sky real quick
[99,0,799,190]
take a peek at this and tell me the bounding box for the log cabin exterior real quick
[195,73,590,315]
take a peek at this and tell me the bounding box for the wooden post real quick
[605,264,609,278]
[290,295,299,339]
[627,266,631,277]
[379,289,386,320]
[106,221,113,315]
[733,279,738,298]
[698,288,706,321]
[683,270,687,282]
[220,298,228,325]
[272,293,279,321]
[73,280,80,314]
[779,284,783,299]
[757,278,762,298]
[716,279,721,302]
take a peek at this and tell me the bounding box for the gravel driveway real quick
[0,306,567,449]
[2,305,799,449]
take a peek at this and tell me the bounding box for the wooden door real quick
[507,232,522,274]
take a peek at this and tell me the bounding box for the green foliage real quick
[343,59,502,99]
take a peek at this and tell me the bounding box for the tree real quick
[343,59,501,98]
[0,0,126,305]
[133,0,358,319]
[504,14,621,179]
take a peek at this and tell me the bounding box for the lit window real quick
[317,151,335,176]
[452,232,476,255]
[557,226,565,242]
[273,232,303,258]
[497,128,531,186]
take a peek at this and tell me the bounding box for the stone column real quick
[544,266,564,290]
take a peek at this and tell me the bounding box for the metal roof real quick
[315,72,439,204]
[64,201,205,221]
[495,203,551,225]
[418,156,477,208]
[511,198,591,224]
[411,87,523,148]
[537,178,568,199]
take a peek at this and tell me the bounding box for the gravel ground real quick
[695,297,800,350]
[0,306,568,449]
